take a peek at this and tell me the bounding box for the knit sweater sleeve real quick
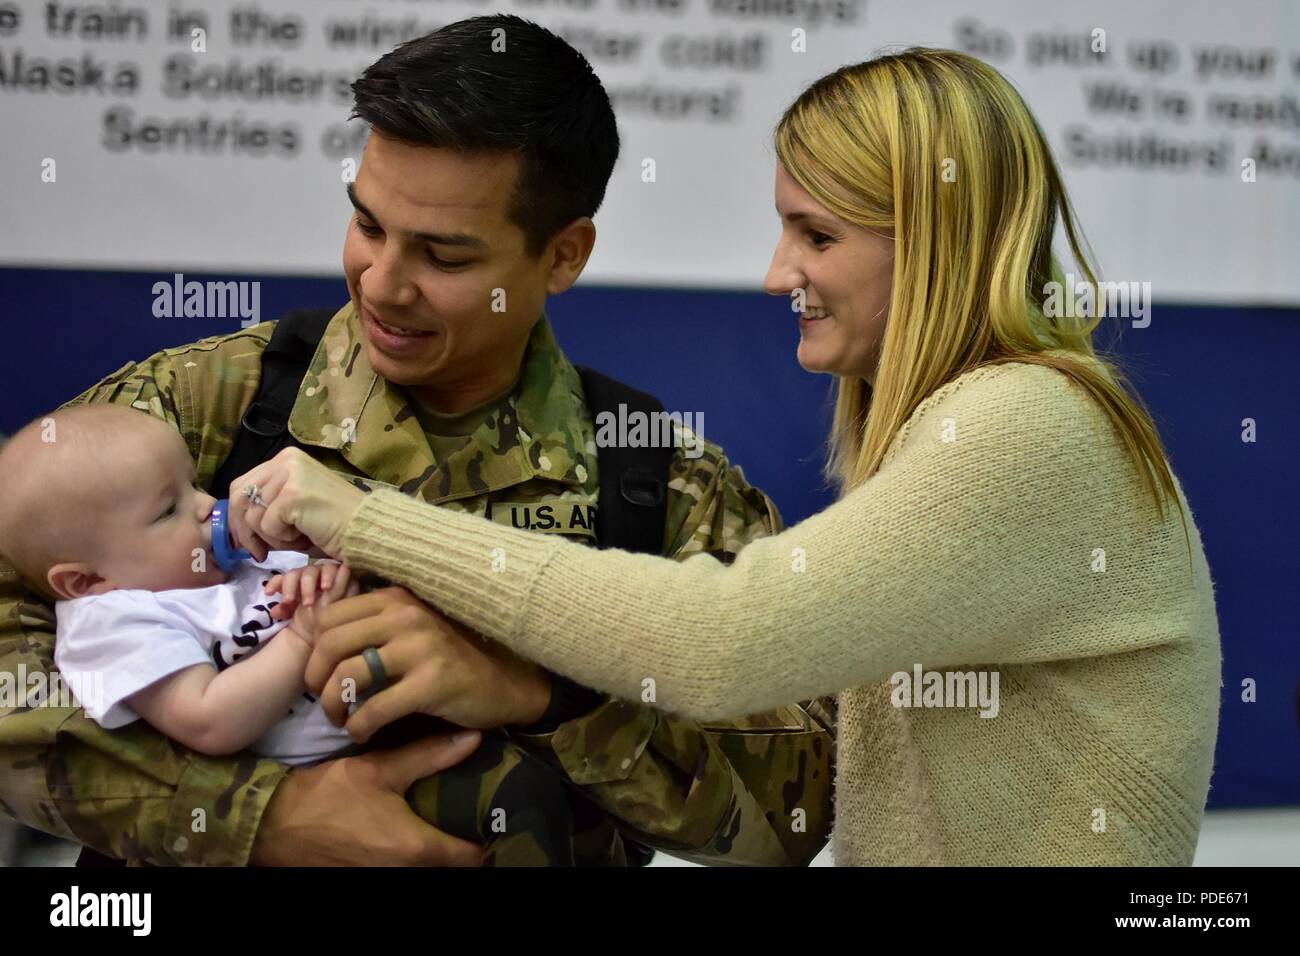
[341,363,1177,721]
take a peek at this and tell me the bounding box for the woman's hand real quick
[250,734,486,867]
[305,586,554,743]
[228,447,366,560]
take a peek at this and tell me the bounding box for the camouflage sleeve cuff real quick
[507,698,657,786]
[164,754,290,866]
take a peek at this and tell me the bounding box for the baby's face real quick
[86,422,230,592]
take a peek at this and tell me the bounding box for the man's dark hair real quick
[351,15,620,257]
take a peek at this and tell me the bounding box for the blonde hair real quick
[775,48,1184,529]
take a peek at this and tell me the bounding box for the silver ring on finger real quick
[241,483,269,508]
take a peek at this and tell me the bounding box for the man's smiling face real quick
[342,132,557,413]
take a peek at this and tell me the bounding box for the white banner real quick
[0,0,1297,304]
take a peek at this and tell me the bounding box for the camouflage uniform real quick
[0,304,834,866]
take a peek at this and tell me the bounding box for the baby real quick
[0,404,590,866]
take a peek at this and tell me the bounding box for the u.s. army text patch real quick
[489,499,597,539]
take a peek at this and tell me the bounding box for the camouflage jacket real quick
[0,305,834,866]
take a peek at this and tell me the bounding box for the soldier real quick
[0,16,831,866]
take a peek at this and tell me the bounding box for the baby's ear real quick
[47,563,107,600]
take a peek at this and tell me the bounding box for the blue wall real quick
[2,266,1296,809]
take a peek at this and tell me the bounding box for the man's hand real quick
[305,586,553,742]
[250,734,485,867]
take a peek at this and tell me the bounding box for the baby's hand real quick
[267,560,360,623]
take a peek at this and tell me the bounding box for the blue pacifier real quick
[211,499,252,571]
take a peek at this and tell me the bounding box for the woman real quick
[233,49,1221,865]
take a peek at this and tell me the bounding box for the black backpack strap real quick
[559,369,677,869]
[575,366,674,556]
[208,308,335,497]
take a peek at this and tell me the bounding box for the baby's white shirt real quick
[54,552,353,767]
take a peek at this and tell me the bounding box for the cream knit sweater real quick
[341,361,1221,866]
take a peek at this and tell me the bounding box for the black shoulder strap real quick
[575,366,674,556]
[208,308,334,497]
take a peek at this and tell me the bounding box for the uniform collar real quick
[287,303,593,504]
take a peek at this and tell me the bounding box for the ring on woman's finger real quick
[362,646,389,693]
[241,483,269,508]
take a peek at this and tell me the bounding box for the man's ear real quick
[47,563,109,600]
[544,218,597,295]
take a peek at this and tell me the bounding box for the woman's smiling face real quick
[764,162,895,382]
